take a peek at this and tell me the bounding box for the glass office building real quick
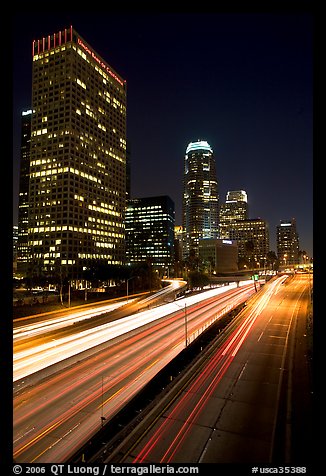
[126,196,175,272]
[182,140,219,258]
[219,190,248,239]
[229,218,270,265]
[17,109,32,276]
[277,219,300,265]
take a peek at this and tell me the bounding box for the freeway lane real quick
[13,298,137,341]
[13,282,238,384]
[13,279,186,341]
[13,280,186,383]
[106,274,312,464]
[13,282,256,463]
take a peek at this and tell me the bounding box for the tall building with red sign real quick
[27,27,127,282]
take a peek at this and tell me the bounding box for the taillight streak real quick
[14,284,256,462]
[133,282,278,462]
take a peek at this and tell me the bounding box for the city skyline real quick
[12,11,313,257]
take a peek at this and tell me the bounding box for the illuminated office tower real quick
[219,190,248,239]
[13,225,19,256]
[182,140,219,258]
[226,190,248,202]
[229,218,270,266]
[27,27,127,281]
[13,225,19,275]
[125,196,175,272]
[17,109,32,276]
[277,219,299,265]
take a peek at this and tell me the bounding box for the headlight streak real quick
[132,276,286,463]
[185,287,255,347]
[13,300,136,340]
[13,280,186,342]
[140,279,186,304]
[14,283,255,462]
[15,292,238,429]
[15,274,310,462]
[13,282,252,382]
[16,286,254,428]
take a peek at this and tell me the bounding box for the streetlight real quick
[169,300,188,348]
[283,253,288,269]
[184,302,188,347]
[126,276,138,303]
[100,376,106,427]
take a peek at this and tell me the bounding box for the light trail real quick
[132,276,286,463]
[13,279,186,341]
[15,290,246,428]
[13,282,252,382]
[14,282,256,462]
[13,299,136,340]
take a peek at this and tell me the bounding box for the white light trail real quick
[13,300,136,340]
[13,281,253,382]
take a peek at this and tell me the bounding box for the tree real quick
[25,258,46,290]
[244,240,255,268]
[238,256,250,270]
[267,251,278,269]
[298,249,308,264]
[186,248,201,272]
[188,271,209,290]
[52,258,69,304]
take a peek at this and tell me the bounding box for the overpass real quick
[208,269,260,285]
[209,274,252,284]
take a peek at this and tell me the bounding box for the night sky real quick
[12,10,313,257]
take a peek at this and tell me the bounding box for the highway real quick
[13,280,256,463]
[13,279,186,383]
[101,273,312,464]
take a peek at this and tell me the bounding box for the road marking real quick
[237,360,248,380]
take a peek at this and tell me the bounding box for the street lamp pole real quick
[168,300,188,348]
[101,376,106,427]
[127,279,129,303]
[184,302,188,347]
[126,276,137,303]
[284,253,288,269]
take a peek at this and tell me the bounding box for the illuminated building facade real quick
[125,196,175,272]
[229,218,270,266]
[126,140,131,200]
[277,219,299,265]
[27,27,127,280]
[13,225,19,275]
[17,109,33,276]
[182,140,219,258]
[219,190,248,239]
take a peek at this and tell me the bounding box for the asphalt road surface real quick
[13,281,255,462]
[104,274,312,465]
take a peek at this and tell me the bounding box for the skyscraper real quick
[27,27,127,282]
[125,196,175,272]
[17,109,32,276]
[219,190,248,239]
[182,140,219,259]
[229,218,270,266]
[277,219,299,265]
